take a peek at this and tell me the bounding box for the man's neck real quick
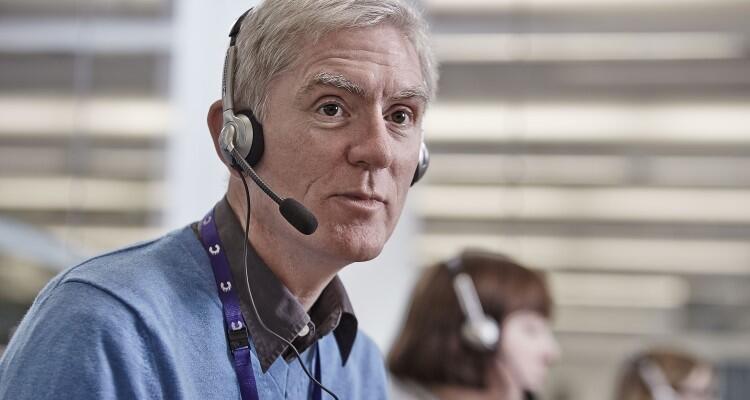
[226,186,341,311]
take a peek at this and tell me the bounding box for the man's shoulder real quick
[69,225,201,278]
[41,225,212,318]
[0,225,228,399]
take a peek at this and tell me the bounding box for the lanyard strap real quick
[311,341,322,400]
[199,209,323,400]
[200,210,259,400]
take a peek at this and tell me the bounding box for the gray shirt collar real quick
[205,197,358,372]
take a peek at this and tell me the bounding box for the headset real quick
[218,10,430,192]
[444,255,501,353]
[216,8,432,400]
[638,359,680,400]
[446,255,542,400]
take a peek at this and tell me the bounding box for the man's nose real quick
[346,112,394,171]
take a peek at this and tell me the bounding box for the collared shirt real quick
[195,197,358,372]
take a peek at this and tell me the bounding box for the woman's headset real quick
[219,8,430,186]
[444,255,501,352]
[446,254,542,400]
[638,359,680,400]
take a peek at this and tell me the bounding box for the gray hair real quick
[233,0,438,121]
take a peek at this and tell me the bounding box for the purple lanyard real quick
[199,209,322,400]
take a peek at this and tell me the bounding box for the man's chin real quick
[323,223,389,260]
[334,239,386,264]
[333,238,385,263]
[350,247,382,263]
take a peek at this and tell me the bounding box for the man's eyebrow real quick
[390,87,429,104]
[296,72,430,106]
[297,72,367,99]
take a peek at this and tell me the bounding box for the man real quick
[0,0,437,399]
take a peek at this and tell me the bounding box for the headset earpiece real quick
[234,110,265,167]
[638,359,680,400]
[218,109,264,169]
[411,141,429,186]
[219,7,265,170]
[445,255,501,352]
[223,5,424,184]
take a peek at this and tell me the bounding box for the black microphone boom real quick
[230,147,318,235]
[279,198,318,235]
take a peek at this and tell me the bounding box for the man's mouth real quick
[331,191,386,211]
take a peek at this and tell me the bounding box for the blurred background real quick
[1,0,750,399]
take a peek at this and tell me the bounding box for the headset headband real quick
[230,9,252,44]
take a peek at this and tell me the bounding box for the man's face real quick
[251,23,426,264]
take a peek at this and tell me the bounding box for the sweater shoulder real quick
[38,225,215,321]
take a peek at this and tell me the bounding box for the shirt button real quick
[298,324,310,337]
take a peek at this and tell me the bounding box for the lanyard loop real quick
[199,209,322,400]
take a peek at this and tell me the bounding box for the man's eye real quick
[318,103,342,117]
[390,110,410,125]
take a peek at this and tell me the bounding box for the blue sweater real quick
[0,226,387,399]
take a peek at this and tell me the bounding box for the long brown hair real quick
[387,250,552,389]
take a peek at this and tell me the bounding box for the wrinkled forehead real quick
[288,25,428,102]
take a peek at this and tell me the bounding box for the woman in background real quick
[616,348,717,400]
[388,250,560,400]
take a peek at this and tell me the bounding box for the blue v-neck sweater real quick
[0,226,387,399]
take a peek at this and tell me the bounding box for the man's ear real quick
[207,99,225,160]
[207,99,241,176]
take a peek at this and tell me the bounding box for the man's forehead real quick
[285,23,427,100]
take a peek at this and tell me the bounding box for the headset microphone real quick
[219,11,318,236]
[215,9,337,400]
[219,4,428,236]
[224,131,318,235]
